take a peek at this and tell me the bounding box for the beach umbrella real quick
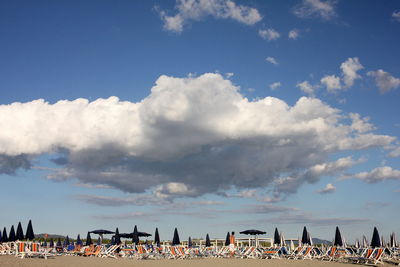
[86,232,92,246]
[273,228,280,245]
[16,222,24,240]
[390,232,397,248]
[138,231,151,237]
[25,220,35,240]
[9,225,16,242]
[132,225,139,245]
[290,240,295,251]
[114,228,121,245]
[355,239,360,248]
[154,228,160,247]
[280,232,287,247]
[76,234,83,246]
[0,230,2,243]
[56,238,62,247]
[110,236,115,245]
[370,227,381,248]
[225,232,230,246]
[240,229,266,235]
[381,236,385,247]
[205,234,211,247]
[2,227,8,242]
[65,236,70,246]
[298,236,302,247]
[89,229,114,243]
[49,238,54,248]
[334,226,343,247]
[172,228,180,245]
[97,237,101,245]
[301,226,309,245]
[362,235,368,248]
[308,232,313,246]
[188,236,192,248]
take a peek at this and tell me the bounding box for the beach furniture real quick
[261,247,280,259]
[101,244,120,258]
[15,242,27,258]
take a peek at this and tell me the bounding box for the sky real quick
[0,0,399,243]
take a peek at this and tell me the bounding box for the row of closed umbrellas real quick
[0,220,34,242]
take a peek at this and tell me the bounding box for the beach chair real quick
[320,246,337,261]
[15,242,27,259]
[101,244,120,258]
[347,247,375,264]
[365,248,385,265]
[296,246,313,260]
[261,247,280,259]
[287,246,304,259]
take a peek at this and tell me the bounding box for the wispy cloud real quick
[269,82,281,90]
[367,69,400,94]
[259,28,280,41]
[288,28,300,39]
[265,56,278,65]
[341,166,400,183]
[316,183,336,194]
[293,0,338,21]
[392,10,400,22]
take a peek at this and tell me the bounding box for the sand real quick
[0,256,392,267]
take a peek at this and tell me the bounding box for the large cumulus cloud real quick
[0,73,395,197]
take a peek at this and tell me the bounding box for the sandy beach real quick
[0,256,393,267]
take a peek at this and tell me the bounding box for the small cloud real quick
[321,74,341,93]
[316,183,336,194]
[367,69,400,94]
[259,28,280,41]
[340,57,364,88]
[388,146,400,158]
[269,82,281,90]
[341,166,400,183]
[225,72,234,78]
[392,10,400,22]
[296,80,317,96]
[293,0,338,21]
[288,28,300,39]
[266,56,278,65]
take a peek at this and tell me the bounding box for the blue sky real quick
[0,0,399,243]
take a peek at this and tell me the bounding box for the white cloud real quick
[367,69,400,94]
[320,74,341,93]
[392,10,400,22]
[296,81,316,96]
[269,82,281,90]
[388,146,400,158]
[293,0,337,20]
[340,57,364,88]
[288,29,300,39]
[349,113,374,133]
[316,183,336,194]
[342,166,400,184]
[265,56,278,65]
[259,28,280,41]
[0,73,395,198]
[159,0,262,33]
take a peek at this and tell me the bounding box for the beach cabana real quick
[172,228,180,245]
[16,222,24,241]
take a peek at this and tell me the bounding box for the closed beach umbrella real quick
[370,227,381,248]
[76,234,83,245]
[132,225,139,245]
[280,232,287,246]
[2,227,8,242]
[25,220,35,240]
[225,232,230,246]
[0,230,2,243]
[154,228,160,247]
[334,226,343,247]
[56,238,62,247]
[301,226,309,245]
[172,228,180,245]
[390,232,397,248]
[97,237,101,245]
[9,225,16,242]
[274,228,280,245]
[49,239,54,248]
[205,234,211,247]
[355,239,360,249]
[86,232,92,246]
[65,236,70,246]
[16,222,24,241]
[362,235,368,248]
[188,236,192,248]
[114,228,121,245]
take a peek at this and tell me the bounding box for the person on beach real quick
[229,232,235,256]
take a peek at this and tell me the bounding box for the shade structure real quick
[225,232,230,246]
[76,234,83,245]
[86,232,92,246]
[25,220,35,240]
[114,228,121,245]
[273,228,280,245]
[334,226,343,247]
[188,236,192,248]
[49,239,54,248]
[154,228,160,247]
[205,234,211,247]
[16,222,24,241]
[2,227,8,242]
[65,236,70,246]
[89,229,114,235]
[240,229,266,235]
[132,225,139,244]
[301,226,310,245]
[9,225,16,242]
[370,227,381,248]
[172,228,180,245]
[97,237,101,245]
